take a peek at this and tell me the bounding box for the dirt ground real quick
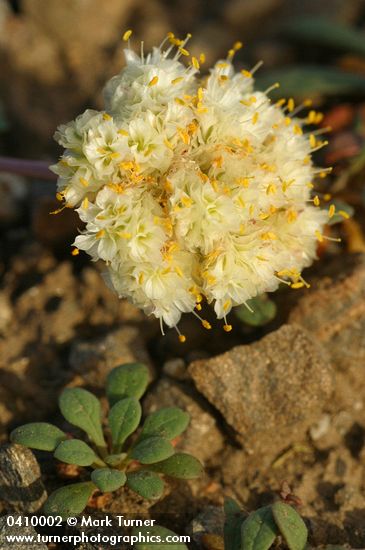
[1,1,365,548]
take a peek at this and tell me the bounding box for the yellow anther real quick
[81,197,89,209]
[261,232,277,240]
[237,177,250,187]
[284,117,291,126]
[276,98,286,107]
[71,248,79,256]
[306,182,314,189]
[199,52,206,64]
[196,303,202,311]
[319,170,331,178]
[179,47,189,56]
[148,76,159,87]
[179,334,186,343]
[178,128,190,145]
[287,210,298,223]
[323,193,332,201]
[202,320,212,330]
[223,324,232,332]
[223,299,231,311]
[315,230,323,242]
[227,49,235,58]
[241,69,252,78]
[309,134,316,148]
[313,195,320,206]
[191,56,200,69]
[122,29,133,41]
[170,37,183,46]
[291,282,304,289]
[103,113,112,121]
[219,75,228,83]
[56,192,63,201]
[109,152,120,159]
[293,124,303,135]
[118,129,129,136]
[171,77,184,85]
[164,138,174,150]
[328,204,335,218]
[96,229,105,239]
[175,98,185,106]
[287,98,295,112]
[338,210,350,219]
[181,195,193,207]
[233,41,243,50]
[138,273,144,284]
[266,183,277,195]
[197,87,204,101]
[252,112,259,124]
[196,294,203,303]
[79,177,89,187]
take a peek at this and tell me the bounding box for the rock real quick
[69,326,152,388]
[188,324,333,461]
[289,254,365,412]
[0,444,47,513]
[162,358,188,381]
[0,516,47,549]
[0,292,12,333]
[187,506,224,548]
[143,378,224,464]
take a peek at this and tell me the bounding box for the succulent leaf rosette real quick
[51,31,331,338]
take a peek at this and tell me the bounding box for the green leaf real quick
[59,388,106,448]
[104,453,127,467]
[54,439,100,467]
[91,468,126,493]
[106,363,149,406]
[224,497,244,550]
[149,453,203,479]
[43,481,95,519]
[281,17,365,57]
[272,501,308,550]
[126,470,164,500]
[141,407,190,441]
[241,506,278,550]
[108,397,141,451]
[132,525,188,550]
[10,423,66,451]
[131,436,174,465]
[235,294,277,327]
[256,66,365,101]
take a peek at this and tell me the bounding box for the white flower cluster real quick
[51,32,333,338]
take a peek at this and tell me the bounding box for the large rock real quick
[188,324,333,460]
[0,444,47,513]
[143,378,224,464]
[289,254,365,408]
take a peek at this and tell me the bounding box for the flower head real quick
[51,32,331,336]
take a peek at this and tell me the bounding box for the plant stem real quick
[0,156,57,180]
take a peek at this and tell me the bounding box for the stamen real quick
[122,29,133,41]
[148,76,159,87]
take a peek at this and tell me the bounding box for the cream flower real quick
[51,31,332,337]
